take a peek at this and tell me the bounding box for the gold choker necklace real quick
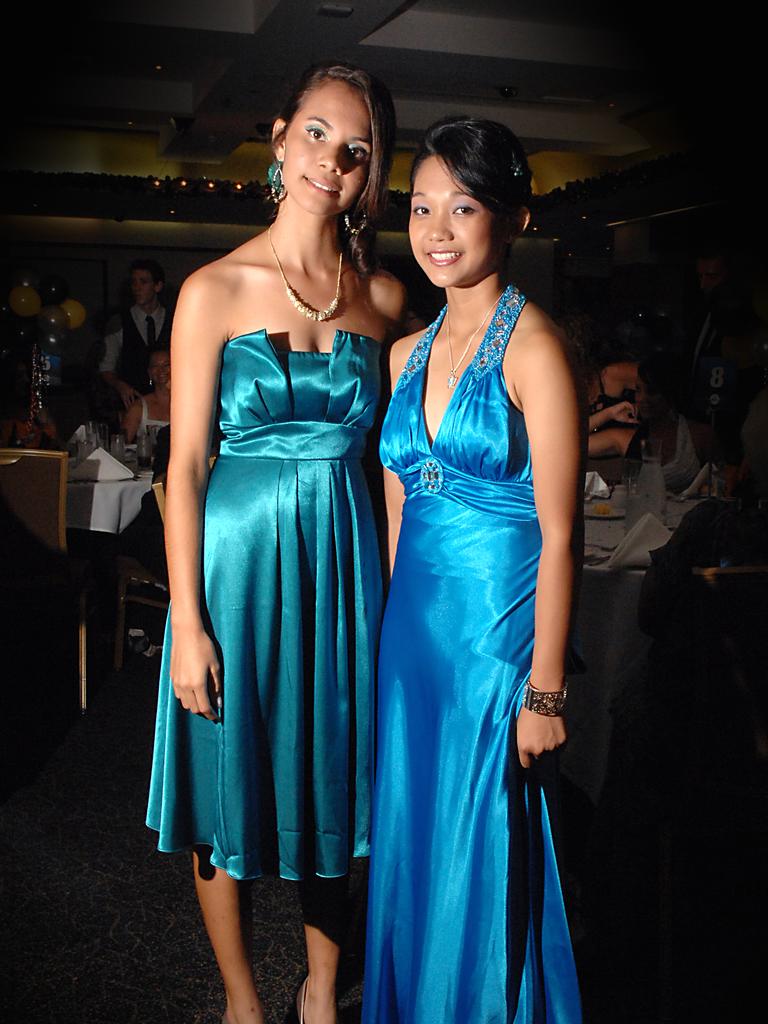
[268,227,342,323]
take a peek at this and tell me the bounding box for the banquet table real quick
[66,472,153,534]
[561,498,702,805]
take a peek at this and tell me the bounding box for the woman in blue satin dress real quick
[146,63,406,1024]
[363,118,583,1022]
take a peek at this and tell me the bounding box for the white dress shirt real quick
[99,304,166,374]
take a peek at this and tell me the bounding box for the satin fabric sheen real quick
[363,287,582,1023]
[146,329,383,880]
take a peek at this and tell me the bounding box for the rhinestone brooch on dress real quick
[420,457,444,494]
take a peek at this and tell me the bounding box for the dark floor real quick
[2,615,767,1024]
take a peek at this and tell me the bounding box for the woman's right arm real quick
[122,399,142,444]
[165,271,228,720]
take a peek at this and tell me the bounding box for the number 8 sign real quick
[694,356,737,412]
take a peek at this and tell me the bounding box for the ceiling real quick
[13,0,722,169]
[5,0,760,264]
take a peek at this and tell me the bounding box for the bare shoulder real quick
[368,268,408,322]
[505,300,577,409]
[511,301,570,365]
[181,235,271,302]
[389,328,422,379]
[174,236,274,344]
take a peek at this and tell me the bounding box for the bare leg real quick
[298,875,349,1024]
[193,847,265,1024]
[302,923,341,1024]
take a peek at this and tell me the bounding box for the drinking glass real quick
[85,420,99,449]
[110,432,126,463]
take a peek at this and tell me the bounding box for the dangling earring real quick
[344,211,367,237]
[268,160,286,203]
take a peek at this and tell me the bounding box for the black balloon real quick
[40,326,68,349]
[39,274,69,305]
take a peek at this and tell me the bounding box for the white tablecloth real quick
[561,499,702,804]
[66,475,152,534]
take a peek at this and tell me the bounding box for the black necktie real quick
[146,314,156,349]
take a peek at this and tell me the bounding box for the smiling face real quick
[148,349,171,389]
[409,156,513,290]
[273,78,373,218]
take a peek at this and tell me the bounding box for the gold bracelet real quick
[522,679,567,716]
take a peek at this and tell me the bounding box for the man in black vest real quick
[99,259,171,409]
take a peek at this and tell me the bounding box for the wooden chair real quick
[113,479,168,670]
[0,448,94,712]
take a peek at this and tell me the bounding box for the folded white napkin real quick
[606,512,671,569]
[67,424,87,444]
[584,471,610,498]
[678,462,712,499]
[69,446,134,481]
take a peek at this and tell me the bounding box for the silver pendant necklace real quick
[445,293,500,388]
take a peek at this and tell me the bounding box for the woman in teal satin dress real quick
[146,63,406,1024]
[363,118,583,1022]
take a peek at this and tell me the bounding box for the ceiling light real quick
[155,64,163,72]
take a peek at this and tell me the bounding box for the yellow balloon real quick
[9,284,42,317]
[61,297,86,329]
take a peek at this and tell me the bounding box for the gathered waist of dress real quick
[218,421,367,461]
[398,455,537,522]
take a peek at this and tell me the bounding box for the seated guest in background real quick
[590,356,638,419]
[121,348,171,444]
[0,353,62,450]
[98,259,170,410]
[591,353,716,492]
[556,311,640,452]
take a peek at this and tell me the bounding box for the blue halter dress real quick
[147,329,383,880]
[362,286,582,1023]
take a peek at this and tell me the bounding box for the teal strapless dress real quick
[146,329,383,881]
[363,287,582,1022]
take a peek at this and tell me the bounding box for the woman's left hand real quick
[516,706,567,768]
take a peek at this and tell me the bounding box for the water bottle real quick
[625,438,666,530]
